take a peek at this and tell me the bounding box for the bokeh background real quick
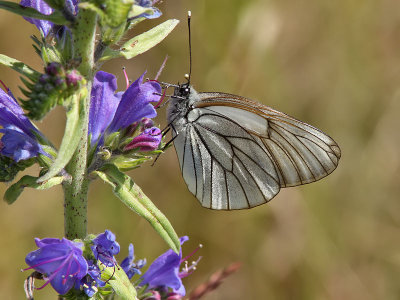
[1,0,400,299]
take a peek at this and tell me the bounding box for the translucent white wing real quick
[197,92,341,187]
[171,109,281,210]
[171,92,341,210]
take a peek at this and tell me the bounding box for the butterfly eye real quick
[178,85,190,97]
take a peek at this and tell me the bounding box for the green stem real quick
[62,9,97,239]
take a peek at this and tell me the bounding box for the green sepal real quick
[0,54,40,81]
[104,131,121,150]
[99,262,138,300]
[22,88,61,120]
[4,175,64,204]
[100,23,126,48]
[93,164,180,254]
[58,28,75,62]
[37,89,87,183]
[128,4,153,19]
[20,76,35,90]
[110,155,150,172]
[100,19,179,61]
[0,156,36,183]
[41,43,62,65]
[79,0,134,28]
[126,16,146,31]
[37,152,55,170]
[0,1,68,24]
[58,288,89,299]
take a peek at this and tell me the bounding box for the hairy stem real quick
[62,9,97,239]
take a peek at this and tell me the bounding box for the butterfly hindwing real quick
[196,92,341,188]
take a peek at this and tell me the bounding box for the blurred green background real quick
[1,0,400,299]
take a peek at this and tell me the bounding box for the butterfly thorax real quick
[167,84,200,126]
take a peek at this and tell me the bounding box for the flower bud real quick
[0,155,34,182]
[166,292,183,300]
[143,291,161,300]
[45,62,62,76]
[124,127,161,152]
[66,70,82,87]
[141,117,154,129]
[39,74,51,84]
[44,83,54,92]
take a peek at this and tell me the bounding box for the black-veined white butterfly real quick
[163,12,340,210]
[166,83,341,210]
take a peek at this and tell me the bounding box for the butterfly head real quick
[174,82,191,99]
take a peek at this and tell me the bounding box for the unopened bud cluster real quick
[22,62,85,120]
[0,156,35,182]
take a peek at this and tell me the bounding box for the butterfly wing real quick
[171,106,281,210]
[171,92,341,210]
[196,92,341,187]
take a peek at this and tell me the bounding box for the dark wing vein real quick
[269,122,317,181]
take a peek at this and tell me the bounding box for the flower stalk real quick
[62,9,97,239]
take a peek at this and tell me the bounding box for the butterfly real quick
[165,82,341,210]
[162,11,340,210]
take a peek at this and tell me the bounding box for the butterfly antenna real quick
[187,10,192,84]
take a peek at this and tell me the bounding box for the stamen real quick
[0,79,8,92]
[180,256,202,278]
[122,67,130,90]
[35,278,52,290]
[23,254,69,271]
[154,88,166,109]
[33,251,76,291]
[181,244,203,264]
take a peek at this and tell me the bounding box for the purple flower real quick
[88,71,122,145]
[139,236,192,296]
[91,230,120,267]
[20,0,53,36]
[0,86,46,161]
[77,260,106,297]
[24,238,88,295]
[124,127,162,151]
[89,71,161,146]
[19,0,78,36]
[135,0,162,19]
[121,243,146,279]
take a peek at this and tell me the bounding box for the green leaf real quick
[79,0,134,28]
[4,175,64,204]
[93,164,180,254]
[101,19,180,61]
[42,0,64,10]
[37,89,87,183]
[0,54,40,80]
[0,1,68,24]
[101,263,137,300]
